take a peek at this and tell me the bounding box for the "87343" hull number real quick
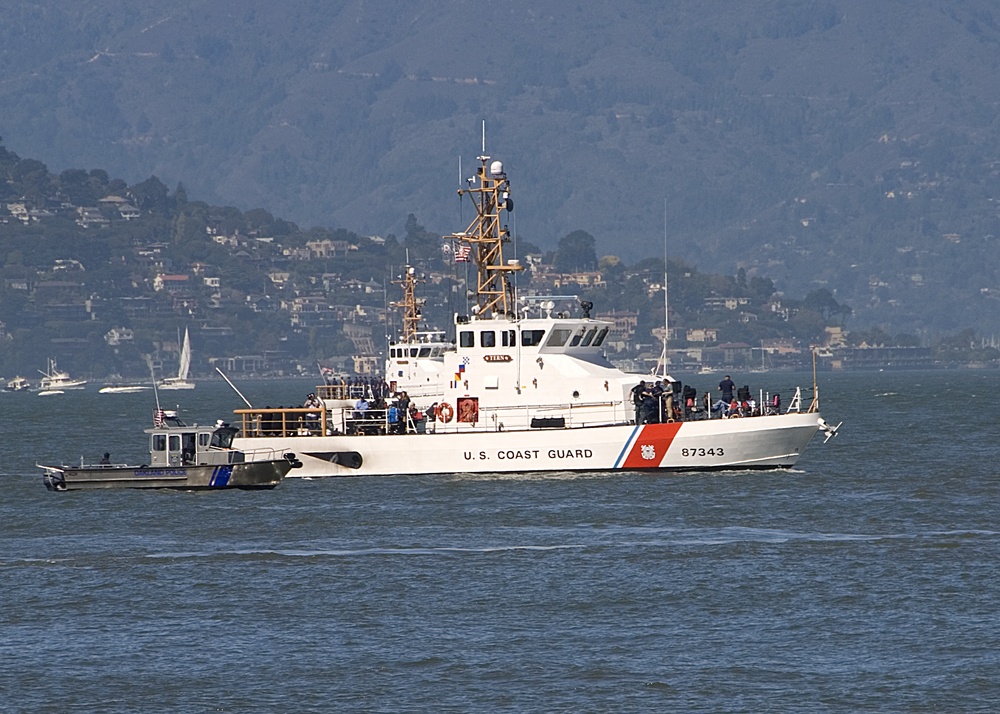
[680,447,724,457]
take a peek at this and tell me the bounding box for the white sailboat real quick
[159,328,195,390]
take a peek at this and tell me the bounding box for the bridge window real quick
[481,331,496,347]
[152,434,166,452]
[418,347,431,357]
[545,328,572,347]
[502,329,516,347]
[460,331,474,348]
[581,328,597,346]
[521,329,545,346]
[570,328,586,347]
[592,327,609,346]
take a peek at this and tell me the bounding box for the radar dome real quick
[490,160,504,177]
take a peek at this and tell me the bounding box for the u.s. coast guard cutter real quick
[231,152,837,477]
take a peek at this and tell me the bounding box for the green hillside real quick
[2,1,1000,335]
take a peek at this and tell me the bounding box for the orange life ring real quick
[437,402,454,423]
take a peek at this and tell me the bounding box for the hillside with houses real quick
[5,2,1000,340]
[0,141,993,382]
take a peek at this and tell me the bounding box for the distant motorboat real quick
[99,384,150,394]
[38,358,87,391]
[159,327,195,390]
[4,376,32,392]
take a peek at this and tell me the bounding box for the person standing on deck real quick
[397,391,411,433]
[630,381,646,424]
[718,375,736,404]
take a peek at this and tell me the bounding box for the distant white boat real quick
[99,384,150,394]
[38,389,65,397]
[159,327,195,391]
[38,359,87,390]
[4,375,32,392]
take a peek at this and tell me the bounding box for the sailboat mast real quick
[657,198,669,376]
[664,200,669,371]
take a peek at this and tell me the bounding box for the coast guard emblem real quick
[640,444,656,461]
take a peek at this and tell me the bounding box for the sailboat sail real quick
[177,328,191,381]
[159,327,195,390]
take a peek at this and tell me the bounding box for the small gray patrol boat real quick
[39,410,301,491]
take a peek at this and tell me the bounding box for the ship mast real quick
[448,154,523,318]
[389,266,424,343]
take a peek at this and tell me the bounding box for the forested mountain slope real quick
[2,1,1000,334]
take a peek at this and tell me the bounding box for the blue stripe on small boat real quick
[210,465,232,487]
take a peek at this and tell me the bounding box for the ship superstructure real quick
[231,151,836,477]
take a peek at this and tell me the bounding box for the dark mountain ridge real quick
[2,1,1000,335]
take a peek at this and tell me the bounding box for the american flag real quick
[153,409,166,427]
[455,245,471,263]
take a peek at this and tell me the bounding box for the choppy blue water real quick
[1,371,998,712]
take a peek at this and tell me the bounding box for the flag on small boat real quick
[153,409,166,427]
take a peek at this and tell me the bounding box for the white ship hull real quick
[158,380,196,391]
[233,411,821,478]
[228,149,837,478]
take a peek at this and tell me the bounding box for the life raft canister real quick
[436,402,455,423]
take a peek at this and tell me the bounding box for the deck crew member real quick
[718,374,736,404]
[303,392,323,432]
[630,381,646,424]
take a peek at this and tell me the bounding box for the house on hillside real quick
[6,203,31,223]
[306,239,357,258]
[105,327,135,346]
[100,195,140,220]
[704,296,751,311]
[686,328,719,343]
[594,310,638,351]
[153,274,190,293]
[76,206,109,228]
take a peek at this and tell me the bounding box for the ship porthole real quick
[572,390,580,398]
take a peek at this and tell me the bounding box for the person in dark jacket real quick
[630,381,646,424]
[718,375,736,404]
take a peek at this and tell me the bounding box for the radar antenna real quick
[389,266,425,343]
[447,152,523,317]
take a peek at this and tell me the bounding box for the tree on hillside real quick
[403,213,443,267]
[59,168,99,205]
[803,288,851,325]
[129,176,171,213]
[11,159,53,204]
[554,230,597,272]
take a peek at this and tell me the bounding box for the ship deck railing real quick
[234,407,329,438]
[234,445,298,462]
[316,383,392,401]
[233,387,811,439]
